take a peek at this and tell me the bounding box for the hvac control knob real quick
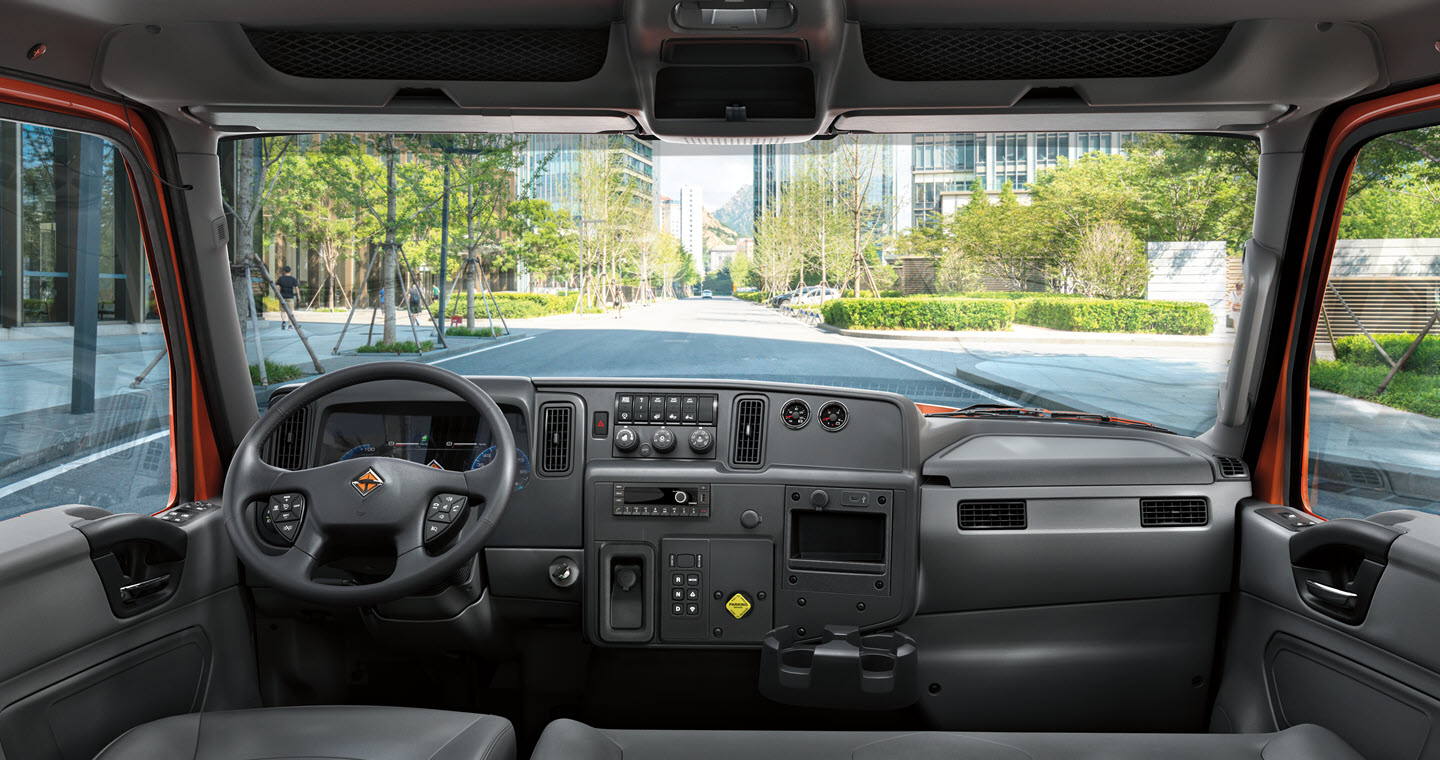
[688,427,714,454]
[652,427,676,453]
[614,427,639,452]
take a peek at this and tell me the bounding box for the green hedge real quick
[1311,361,1440,417]
[431,292,580,320]
[1015,297,1214,335]
[822,298,1015,331]
[1332,334,1440,374]
[734,291,769,303]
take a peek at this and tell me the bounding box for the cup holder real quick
[760,625,918,709]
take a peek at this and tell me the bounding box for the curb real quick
[950,366,1087,412]
[817,322,1230,346]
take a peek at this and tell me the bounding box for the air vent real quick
[1216,456,1247,479]
[732,397,766,468]
[1140,498,1209,527]
[244,28,609,82]
[261,405,310,471]
[861,26,1231,82]
[539,404,573,476]
[959,501,1027,530]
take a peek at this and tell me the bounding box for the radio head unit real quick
[612,483,711,518]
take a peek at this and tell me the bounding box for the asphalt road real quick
[0,296,1415,522]
[0,297,1010,521]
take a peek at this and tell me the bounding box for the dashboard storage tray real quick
[759,625,918,709]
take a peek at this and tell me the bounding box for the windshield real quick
[221,132,1256,436]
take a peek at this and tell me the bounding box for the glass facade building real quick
[751,137,903,239]
[909,131,1131,226]
[1,121,152,329]
[522,134,657,217]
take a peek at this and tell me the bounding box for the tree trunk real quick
[381,137,398,344]
[233,140,257,335]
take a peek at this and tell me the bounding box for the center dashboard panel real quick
[572,383,918,651]
[262,377,921,652]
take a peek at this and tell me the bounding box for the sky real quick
[654,143,753,210]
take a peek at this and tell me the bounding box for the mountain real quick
[713,184,753,238]
[703,209,738,251]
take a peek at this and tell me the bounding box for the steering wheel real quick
[223,362,517,606]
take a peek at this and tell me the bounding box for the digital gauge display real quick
[318,404,527,476]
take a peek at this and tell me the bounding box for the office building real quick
[679,185,705,277]
[912,131,1130,224]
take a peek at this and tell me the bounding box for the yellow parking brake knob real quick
[725,593,752,619]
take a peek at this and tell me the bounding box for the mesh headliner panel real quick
[861,27,1231,81]
[245,28,609,82]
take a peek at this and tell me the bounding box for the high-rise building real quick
[522,134,657,216]
[911,131,1130,225]
[658,195,682,238]
[679,185,705,277]
[752,136,909,244]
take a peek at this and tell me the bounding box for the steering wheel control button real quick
[351,468,384,498]
[423,494,469,545]
[273,521,300,543]
[725,593,753,619]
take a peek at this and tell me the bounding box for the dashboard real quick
[262,374,1250,688]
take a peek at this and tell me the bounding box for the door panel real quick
[0,506,258,760]
[1217,504,1440,760]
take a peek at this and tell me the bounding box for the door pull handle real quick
[1305,579,1358,608]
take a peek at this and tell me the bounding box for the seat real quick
[94,706,514,760]
[532,719,1364,760]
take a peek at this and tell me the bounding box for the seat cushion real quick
[532,719,1363,760]
[94,706,514,760]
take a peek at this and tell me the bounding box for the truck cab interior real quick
[2,1,1440,759]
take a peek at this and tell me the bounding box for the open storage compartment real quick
[760,625,917,709]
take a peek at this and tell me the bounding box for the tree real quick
[433,134,530,325]
[502,198,575,291]
[310,134,445,343]
[264,144,373,309]
[951,179,1038,290]
[1062,221,1148,298]
[229,136,295,333]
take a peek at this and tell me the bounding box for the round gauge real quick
[817,401,849,432]
[341,444,377,461]
[780,399,810,430]
[469,446,532,492]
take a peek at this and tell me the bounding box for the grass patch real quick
[357,340,435,354]
[1310,361,1440,418]
[445,325,503,337]
[250,359,304,385]
[1332,334,1440,373]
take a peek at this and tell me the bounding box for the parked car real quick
[793,287,841,306]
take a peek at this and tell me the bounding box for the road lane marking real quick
[843,339,1013,404]
[426,336,535,366]
[0,430,169,500]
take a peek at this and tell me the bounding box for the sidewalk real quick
[0,314,536,480]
